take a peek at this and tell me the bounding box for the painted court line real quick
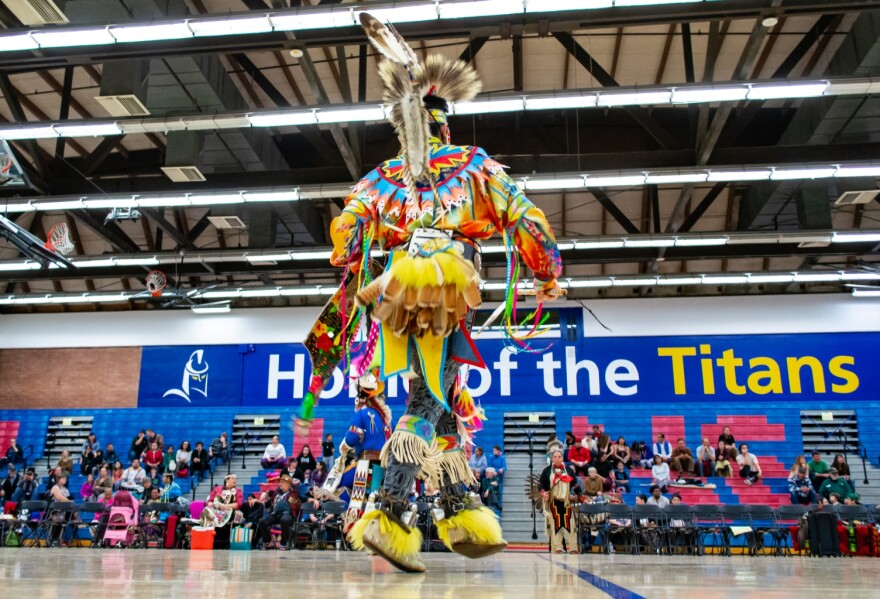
[540,555,647,599]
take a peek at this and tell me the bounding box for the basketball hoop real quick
[45,223,75,256]
[146,270,167,298]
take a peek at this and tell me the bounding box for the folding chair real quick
[315,500,347,550]
[868,504,880,525]
[18,500,51,548]
[748,505,786,556]
[138,503,172,548]
[836,504,870,525]
[75,502,108,547]
[577,503,608,554]
[692,504,726,556]
[291,502,320,550]
[664,505,698,555]
[774,505,809,556]
[720,505,755,556]
[46,502,81,547]
[632,505,666,555]
[604,504,635,554]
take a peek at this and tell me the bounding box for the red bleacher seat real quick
[292,418,324,459]
[651,416,685,443]
[571,416,603,440]
[700,416,785,443]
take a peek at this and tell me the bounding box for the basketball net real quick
[45,223,75,255]
[146,270,167,298]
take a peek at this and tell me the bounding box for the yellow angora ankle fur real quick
[348,509,423,558]
[435,506,505,549]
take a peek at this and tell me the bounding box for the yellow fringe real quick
[388,251,477,292]
[435,506,506,549]
[380,430,441,487]
[439,449,475,487]
[348,509,422,558]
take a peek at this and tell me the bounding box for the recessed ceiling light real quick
[762,16,779,28]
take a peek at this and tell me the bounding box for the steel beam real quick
[140,208,190,249]
[587,186,640,234]
[69,210,140,253]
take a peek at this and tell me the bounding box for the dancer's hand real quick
[536,279,563,303]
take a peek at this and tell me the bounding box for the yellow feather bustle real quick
[348,509,423,558]
[435,506,506,550]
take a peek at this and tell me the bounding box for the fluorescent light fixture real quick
[32,200,83,210]
[0,34,38,52]
[584,175,646,187]
[31,28,116,49]
[189,194,243,206]
[239,288,282,298]
[525,95,596,110]
[191,301,231,314]
[575,240,625,249]
[83,198,138,209]
[243,191,299,202]
[835,166,880,178]
[747,274,795,284]
[597,91,672,107]
[702,275,749,285]
[114,257,159,266]
[54,123,121,137]
[316,106,385,124]
[674,237,727,247]
[792,272,841,282]
[200,289,241,299]
[279,287,322,296]
[0,126,58,140]
[453,98,525,115]
[771,167,837,180]
[358,4,439,23]
[747,82,828,100]
[624,238,675,248]
[88,293,131,303]
[645,173,708,184]
[72,259,116,268]
[840,273,880,281]
[707,169,772,182]
[246,253,292,263]
[657,276,702,285]
[615,0,698,5]
[187,16,273,37]
[529,0,613,11]
[671,87,748,104]
[481,282,508,291]
[248,112,316,127]
[438,0,523,19]
[613,277,657,286]
[524,177,585,190]
[289,250,333,260]
[567,279,613,288]
[480,245,507,254]
[110,22,193,43]
[271,9,355,31]
[832,232,880,243]
[136,196,191,207]
[852,289,880,297]
[0,262,40,271]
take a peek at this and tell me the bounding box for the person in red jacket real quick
[568,440,592,476]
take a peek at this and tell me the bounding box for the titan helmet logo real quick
[163,349,209,403]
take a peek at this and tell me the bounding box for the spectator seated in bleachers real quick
[611,437,631,468]
[145,429,165,453]
[256,474,301,550]
[261,436,287,470]
[653,433,672,465]
[47,474,76,546]
[190,442,211,481]
[695,438,715,478]
[143,442,164,476]
[140,477,155,500]
[788,455,808,481]
[808,450,830,490]
[292,446,317,480]
[736,444,762,485]
[487,445,508,487]
[469,446,488,477]
[715,441,735,477]
[632,441,653,469]
[568,440,591,476]
[160,473,181,503]
[612,461,631,493]
[210,432,230,463]
[104,443,119,466]
[563,431,576,460]
[163,445,176,476]
[80,474,94,502]
[647,485,669,508]
[717,426,735,449]
[56,450,74,477]
[844,493,860,506]
[98,487,114,507]
[831,454,855,490]
[582,466,606,498]
[112,462,124,487]
[119,459,146,497]
[309,462,328,489]
[11,467,37,504]
[671,438,695,476]
[651,455,671,492]
[129,431,149,461]
[241,493,266,530]
[176,442,192,477]
[80,432,101,475]
[1,464,21,501]
[817,467,853,502]
[481,467,502,515]
[3,438,24,470]
[595,434,614,479]
[91,467,113,501]
[45,466,64,498]
[788,467,817,505]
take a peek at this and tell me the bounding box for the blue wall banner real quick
[137,332,879,409]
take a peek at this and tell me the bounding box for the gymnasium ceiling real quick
[0,0,879,312]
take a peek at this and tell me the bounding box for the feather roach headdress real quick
[360,13,482,197]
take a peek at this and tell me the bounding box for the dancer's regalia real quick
[320,371,391,532]
[304,14,562,573]
[540,461,581,553]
